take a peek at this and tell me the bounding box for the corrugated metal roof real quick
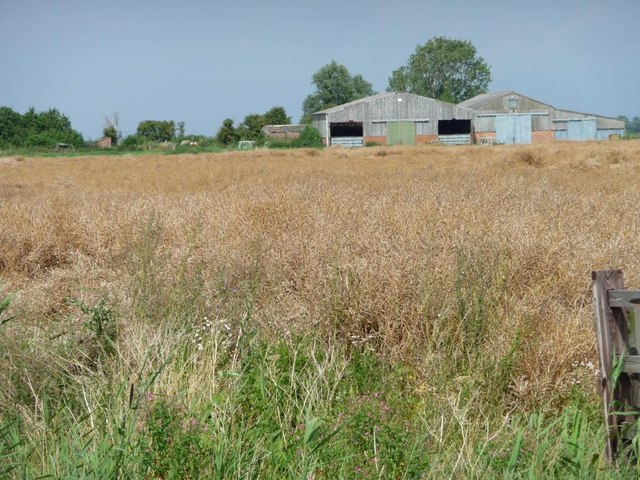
[458,91,515,109]
[313,91,464,115]
[552,108,623,125]
[460,91,623,126]
[314,90,625,130]
[261,124,305,134]
[459,91,557,111]
[552,109,624,128]
[313,92,395,115]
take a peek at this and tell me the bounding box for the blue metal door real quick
[495,115,532,144]
[567,119,596,140]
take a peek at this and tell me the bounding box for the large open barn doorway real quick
[437,119,472,145]
[438,119,471,135]
[330,122,363,147]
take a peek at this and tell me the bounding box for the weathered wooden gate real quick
[592,269,640,461]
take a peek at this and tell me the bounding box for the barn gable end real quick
[461,91,625,143]
[312,92,475,146]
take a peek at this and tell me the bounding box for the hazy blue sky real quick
[1,0,637,139]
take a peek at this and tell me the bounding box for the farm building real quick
[459,91,625,144]
[261,124,305,140]
[311,92,476,147]
[96,137,112,148]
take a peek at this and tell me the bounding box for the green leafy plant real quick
[0,106,84,148]
[294,125,324,148]
[72,297,118,356]
[301,60,374,123]
[388,36,491,103]
[0,288,14,328]
[137,120,176,143]
[119,134,142,149]
[139,394,206,478]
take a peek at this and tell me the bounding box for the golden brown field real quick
[2,141,640,476]
[3,142,640,401]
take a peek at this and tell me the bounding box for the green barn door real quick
[387,121,416,145]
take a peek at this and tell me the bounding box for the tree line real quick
[1,36,635,151]
[617,116,640,135]
[300,36,492,121]
[0,106,84,148]
[217,36,491,141]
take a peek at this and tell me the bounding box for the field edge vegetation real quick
[3,142,640,477]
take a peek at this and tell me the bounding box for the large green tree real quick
[136,120,176,142]
[236,106,292,141]
[216,118,239,146]
[388,37,491,103]
[262,106,291,126]
[0,106,83,147]
[301,61,374,123]
[0,106,23,145]
[236,114,265,141]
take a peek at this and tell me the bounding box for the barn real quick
[311,91,476,147]
[459,91,625,144]
[261,124,305,140]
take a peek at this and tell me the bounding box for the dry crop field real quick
[2,141,640,477]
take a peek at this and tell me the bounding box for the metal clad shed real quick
[460,91,555,143]
[460,91,625,143]
[552,109,623,141]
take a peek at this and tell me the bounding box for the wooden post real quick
[592,269,640,462]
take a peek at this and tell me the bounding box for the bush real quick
[264,137,295,149]
[216,119,239,147]
[137,120,176,143]
[293,125,323,148]
[139,395,206,478]
[23,130,84,148]
[0,106,84,148]
[120,134,142,149]
[262,126,323,150]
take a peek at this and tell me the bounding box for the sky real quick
[1,0,638,140]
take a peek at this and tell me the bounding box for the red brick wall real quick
[97,137,112,148]
[531,130,554,143]
[474,132,496,142]
[364,136,386,145]
[474,131,554,144]
[416,135,438,145]
[363,135,438,146]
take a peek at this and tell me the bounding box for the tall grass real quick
[2,141,640,476]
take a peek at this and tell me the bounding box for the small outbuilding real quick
[261,124,305,140]
[311,92,476,147]
[96,137,112,148]
[459,91,625,144]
